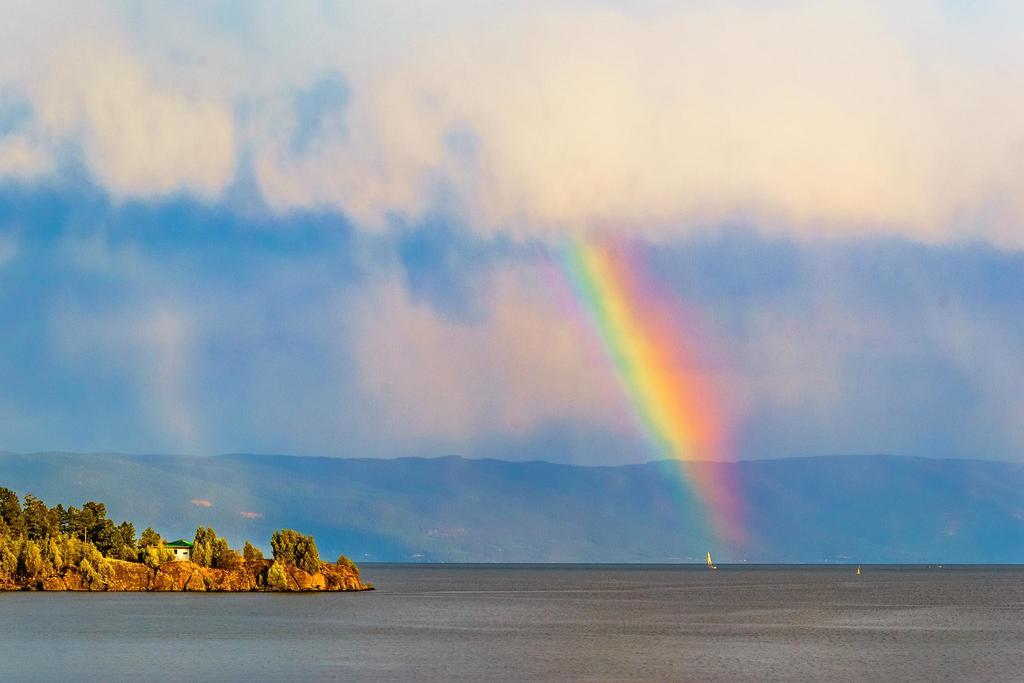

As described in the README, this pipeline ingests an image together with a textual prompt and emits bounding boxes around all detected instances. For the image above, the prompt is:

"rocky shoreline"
[0,557,371,592]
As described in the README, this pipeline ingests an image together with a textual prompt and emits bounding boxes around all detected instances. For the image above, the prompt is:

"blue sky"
[1,2,1024,463]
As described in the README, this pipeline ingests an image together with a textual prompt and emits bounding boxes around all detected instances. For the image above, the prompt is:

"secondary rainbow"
[560,238,744,543]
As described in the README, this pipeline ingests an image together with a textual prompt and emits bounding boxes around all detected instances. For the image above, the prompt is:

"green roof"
[166,539,194,548]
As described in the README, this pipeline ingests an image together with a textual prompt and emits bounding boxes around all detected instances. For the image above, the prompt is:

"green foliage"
[191,528,240,569]
[80,541,103,569]
[192,527,216,566]
[271,529,321,574]
[79,558,103,589]
[335,554,360,575]
[23,494,58,540]
[56,535,87,568]
[113,543,136,562]
[98,558,115,585]
[266,561,288,590]
[0,536,19,576]
[18,539,43,578]
[0,487,24,537]
[139,527,162,549]
[242,541,263,563]
[0,486,326,588]
[141,544,174,569]
[143,545,162,569]
[218,548,243,570]
[211,537,231,568]
[44,537,63,571]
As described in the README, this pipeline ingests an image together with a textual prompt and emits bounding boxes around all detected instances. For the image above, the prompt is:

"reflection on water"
[2,565,1023,681]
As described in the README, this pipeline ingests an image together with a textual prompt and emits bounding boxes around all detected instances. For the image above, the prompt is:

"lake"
[2,565,1023,681]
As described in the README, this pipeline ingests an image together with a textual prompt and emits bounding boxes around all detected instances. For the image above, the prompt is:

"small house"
[166,539,194,561]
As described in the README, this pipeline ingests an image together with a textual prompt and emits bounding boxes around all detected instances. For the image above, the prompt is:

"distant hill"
[1,452,1021,563]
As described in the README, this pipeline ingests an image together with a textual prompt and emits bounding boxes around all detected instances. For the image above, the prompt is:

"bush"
[266,561,288,590]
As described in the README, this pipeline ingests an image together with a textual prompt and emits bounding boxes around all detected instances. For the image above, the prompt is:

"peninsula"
[0,486,371,592]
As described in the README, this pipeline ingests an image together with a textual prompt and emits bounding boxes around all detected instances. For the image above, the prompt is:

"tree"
[76,501,107,543]
[0,537,18,576]
[142,544,173,569]
[336,554,359,575]
[217,549,242,570]
[139,527,162,549]
[192,527,217,567]
[211,537,231,568]
[22,494,56,540]
[271,529,321,574]
[92,518,119,555]
[18,539,43,578]
[45,537,64,572]
[0,487,23,537]
[266,561,288,590]
[79,558,102,589]
[243,541,263,563]
[114,521,137,557]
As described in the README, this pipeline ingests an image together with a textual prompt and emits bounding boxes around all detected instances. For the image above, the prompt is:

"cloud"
[248,2,1024,245]
[4,3,1024,244]
[191,499,213,508]
[239,511,262,519]
[34,43,236,199]
[0,4,235,197]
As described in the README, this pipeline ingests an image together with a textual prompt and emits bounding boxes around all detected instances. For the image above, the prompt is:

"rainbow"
[560,238,744,544]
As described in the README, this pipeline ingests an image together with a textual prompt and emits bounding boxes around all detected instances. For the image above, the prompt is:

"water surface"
[2,565,1022,681]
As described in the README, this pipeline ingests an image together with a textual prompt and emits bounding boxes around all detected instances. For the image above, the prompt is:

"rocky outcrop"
[1,558,372,592]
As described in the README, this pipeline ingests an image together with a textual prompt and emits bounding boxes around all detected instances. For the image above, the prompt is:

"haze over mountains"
[1,452,1021,564]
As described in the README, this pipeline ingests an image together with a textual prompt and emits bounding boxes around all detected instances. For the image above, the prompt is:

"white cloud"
[32,43,236,199]
[248,2,1024,246]
[4,1,1024,242]
[0,3,236,198]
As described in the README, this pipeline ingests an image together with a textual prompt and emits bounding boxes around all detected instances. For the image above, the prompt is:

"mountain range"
[1,452,1021,563]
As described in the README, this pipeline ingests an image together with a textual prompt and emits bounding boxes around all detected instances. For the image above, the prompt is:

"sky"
[2,1,1024,464]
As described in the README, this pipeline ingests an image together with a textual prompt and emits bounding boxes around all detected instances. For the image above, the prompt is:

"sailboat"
[706,551,717,570]
[856,565,861,576]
